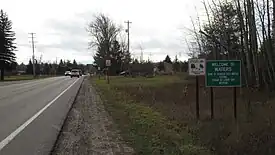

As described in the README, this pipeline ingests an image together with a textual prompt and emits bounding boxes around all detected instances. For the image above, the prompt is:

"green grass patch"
[92,76,212,155]
[93,75,275,155]
[107,74,189,88]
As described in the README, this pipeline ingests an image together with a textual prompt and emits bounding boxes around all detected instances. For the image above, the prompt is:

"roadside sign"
[98,67,101,70]
[206,60,241,87]
[106,60,111,67]
[188,58,205,119]
[188,59,206,76]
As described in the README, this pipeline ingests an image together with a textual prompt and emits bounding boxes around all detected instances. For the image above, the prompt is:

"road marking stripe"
[0,78,80,151]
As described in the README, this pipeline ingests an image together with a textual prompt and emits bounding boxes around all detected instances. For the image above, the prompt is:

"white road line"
[0,78,80,151]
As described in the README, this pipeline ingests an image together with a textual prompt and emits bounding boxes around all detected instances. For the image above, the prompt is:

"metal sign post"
[98,67,101,79]
[107,68,110,84]
[206,60,241,121]
[106,60,111,84]
[188,58,206,120]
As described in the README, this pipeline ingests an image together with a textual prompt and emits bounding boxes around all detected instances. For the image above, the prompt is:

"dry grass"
[93,74,275,155]
[92,74,212,155]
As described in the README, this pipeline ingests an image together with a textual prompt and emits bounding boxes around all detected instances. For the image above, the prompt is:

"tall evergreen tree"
[0,9,16,80]
[120,39,131,71]
[87,14,123,74]
[17,62,26,72]
[110,40,123,74]
[173,55,180,72]
[164,55,172,64]
[72,59,78,68]
[93,42,107,69]
[157,61,164,71]
[66,60,72,70]
[34,59,40,75]
[6,61,17,72]
[133,59,139,64]
[26,59,33,74]
[44,63,50,75]
[57,59,64,74]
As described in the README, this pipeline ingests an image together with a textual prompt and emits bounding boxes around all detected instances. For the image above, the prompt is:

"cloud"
[14,17,93,64]
[3,0,207,64]
[42,17,89,50]
[133,38,183,50]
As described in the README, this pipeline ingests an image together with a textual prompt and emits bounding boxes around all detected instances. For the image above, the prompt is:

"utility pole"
[29,33,36,77]
[139,44,143,63]
[39,54,43,76]
[55,57,58,76]
[125,20,132,54]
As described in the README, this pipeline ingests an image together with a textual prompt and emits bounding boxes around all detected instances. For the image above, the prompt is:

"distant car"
[71,69,80,78]
[65,71,71,76]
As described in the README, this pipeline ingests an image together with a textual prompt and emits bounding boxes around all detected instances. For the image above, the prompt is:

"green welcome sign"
[206,60,241,87]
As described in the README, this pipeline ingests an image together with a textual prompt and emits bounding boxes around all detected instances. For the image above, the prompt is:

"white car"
[65,71,71,76]
[70,69,80,78]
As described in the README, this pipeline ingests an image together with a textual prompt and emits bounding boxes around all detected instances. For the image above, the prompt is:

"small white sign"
[188,58,206,76]
[106,60,111,67]
[98,67,101,70]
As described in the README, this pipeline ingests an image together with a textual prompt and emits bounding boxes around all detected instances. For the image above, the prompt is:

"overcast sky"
[2,0,206,64]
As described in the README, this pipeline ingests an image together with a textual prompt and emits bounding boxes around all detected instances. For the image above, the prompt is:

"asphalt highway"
[0,76,83,155]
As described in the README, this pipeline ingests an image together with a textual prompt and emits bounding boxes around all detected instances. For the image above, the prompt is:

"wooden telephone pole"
[29,33,36,77]
[125,20,132,54]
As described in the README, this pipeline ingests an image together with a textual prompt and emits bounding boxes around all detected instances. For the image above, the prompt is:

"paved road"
[0,79,37,86]
[0,76,83,155]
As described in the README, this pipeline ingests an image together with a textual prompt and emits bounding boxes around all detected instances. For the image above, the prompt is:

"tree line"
[157,55,188,72]
[189,0,275,91]
[0,9,190,80]
[17,59,88,75]
[127,55,188,75]
[87,14,133,75]
[0,9,16,80]
[87,14,188,75]
[0,9,91,78]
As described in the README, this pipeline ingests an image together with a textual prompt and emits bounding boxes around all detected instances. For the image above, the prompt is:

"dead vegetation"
[94,75,212,155]
[97,74,275,155]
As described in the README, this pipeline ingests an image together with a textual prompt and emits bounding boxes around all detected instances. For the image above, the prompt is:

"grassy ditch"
[92,75,211,155]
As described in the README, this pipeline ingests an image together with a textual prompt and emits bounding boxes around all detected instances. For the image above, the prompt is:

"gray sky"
[2,0,206,64]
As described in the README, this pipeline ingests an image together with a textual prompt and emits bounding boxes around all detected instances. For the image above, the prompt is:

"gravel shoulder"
[51,77,134,155]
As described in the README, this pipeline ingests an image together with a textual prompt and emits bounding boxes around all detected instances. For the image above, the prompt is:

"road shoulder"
[52,77,134,155]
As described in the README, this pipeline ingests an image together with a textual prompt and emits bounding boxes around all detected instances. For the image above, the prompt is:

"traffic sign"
[106,60,111,67]
[188,59,206,76]
[206,60,241,87]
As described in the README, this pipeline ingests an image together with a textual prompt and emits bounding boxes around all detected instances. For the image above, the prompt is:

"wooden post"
[196,76,200,119]
[233,87,237,120]
[210,87,214,119]
[107,67,110,84]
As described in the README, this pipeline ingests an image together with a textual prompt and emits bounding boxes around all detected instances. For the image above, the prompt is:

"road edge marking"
[0,78,80,151]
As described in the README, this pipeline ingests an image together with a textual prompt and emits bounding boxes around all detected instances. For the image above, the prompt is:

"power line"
[124,20,132,55]
[29,33,36,77]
